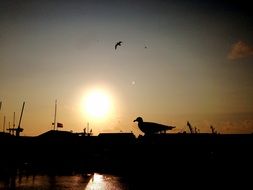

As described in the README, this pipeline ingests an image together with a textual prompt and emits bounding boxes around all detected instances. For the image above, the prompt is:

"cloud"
[227,41,253,60]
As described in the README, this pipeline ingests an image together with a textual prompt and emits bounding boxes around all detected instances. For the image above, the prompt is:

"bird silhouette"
[115,41,122,50]
[134,117,175,135]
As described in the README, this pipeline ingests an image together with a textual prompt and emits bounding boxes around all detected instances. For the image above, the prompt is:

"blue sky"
[1,0,253,135]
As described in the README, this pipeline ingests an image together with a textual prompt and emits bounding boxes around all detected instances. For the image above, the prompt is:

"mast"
[0,102,2,132]
[87,122,89,135]
[16,101,25,137]
[2,115,5,132]
[13,112,15,135]
[8,122,10,133]
[54,100,57,130]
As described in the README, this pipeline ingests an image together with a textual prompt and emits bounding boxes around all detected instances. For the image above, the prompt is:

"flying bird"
[115,41,122,50]
[134,117,175,135]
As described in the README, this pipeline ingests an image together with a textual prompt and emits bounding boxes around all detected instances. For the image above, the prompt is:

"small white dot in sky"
[131,81,136,85]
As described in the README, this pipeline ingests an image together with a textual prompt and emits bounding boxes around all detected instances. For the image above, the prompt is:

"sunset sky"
[1,0,253,136]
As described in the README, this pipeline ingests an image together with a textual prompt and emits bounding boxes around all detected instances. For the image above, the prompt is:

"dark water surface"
[0,173,131,190]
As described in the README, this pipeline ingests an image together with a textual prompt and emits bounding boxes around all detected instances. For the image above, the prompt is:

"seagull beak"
[133,119,137,122]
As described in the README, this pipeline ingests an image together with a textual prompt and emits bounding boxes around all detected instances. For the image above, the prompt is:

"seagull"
[115,41,122,50]
[134,117,175,135]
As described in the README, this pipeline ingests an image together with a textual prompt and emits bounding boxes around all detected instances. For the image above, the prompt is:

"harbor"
[1,101,253,188]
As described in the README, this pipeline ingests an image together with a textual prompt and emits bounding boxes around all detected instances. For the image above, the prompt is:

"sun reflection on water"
[85,173,128,190]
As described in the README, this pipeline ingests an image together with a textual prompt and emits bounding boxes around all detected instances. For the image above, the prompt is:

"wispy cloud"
[227,41,253,60]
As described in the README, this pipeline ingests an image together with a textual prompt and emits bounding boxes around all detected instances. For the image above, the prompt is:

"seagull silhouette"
[115,41,122,50]
[134,117,175,135]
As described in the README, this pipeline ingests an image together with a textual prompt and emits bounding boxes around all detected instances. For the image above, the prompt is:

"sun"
[84,89,111,120]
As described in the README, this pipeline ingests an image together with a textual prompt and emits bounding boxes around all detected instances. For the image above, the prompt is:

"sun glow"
[83,89,112,120]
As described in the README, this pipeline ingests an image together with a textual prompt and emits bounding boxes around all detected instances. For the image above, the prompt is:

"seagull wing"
[145,122,175,133]
[115,41,122,50]
[115,43,118,50]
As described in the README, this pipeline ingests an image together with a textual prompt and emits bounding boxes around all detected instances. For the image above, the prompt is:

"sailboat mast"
[8,122,10,133]
[0,102,2,132]
[54,100,57,130]
[13,112,15,135]
[2,115,5,132]
[18,102,25,129]
[16,102,25,137]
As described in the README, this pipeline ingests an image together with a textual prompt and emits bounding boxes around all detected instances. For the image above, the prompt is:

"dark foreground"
[0,131,253,188]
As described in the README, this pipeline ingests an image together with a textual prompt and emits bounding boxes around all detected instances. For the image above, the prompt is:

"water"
[0,169,241,189]
[0,173,130,190]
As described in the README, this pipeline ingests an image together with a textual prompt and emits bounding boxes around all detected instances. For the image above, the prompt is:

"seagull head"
[133,117,143,123]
